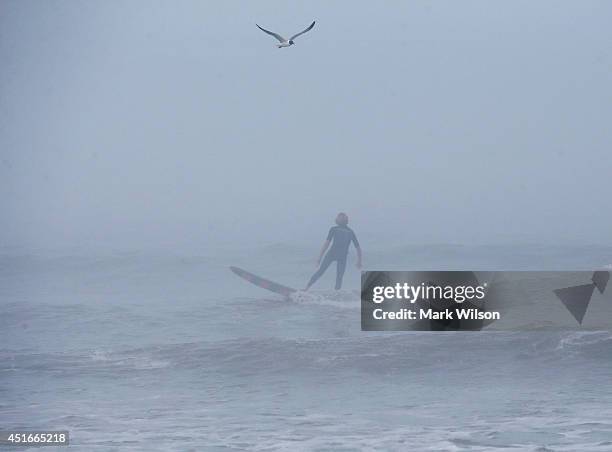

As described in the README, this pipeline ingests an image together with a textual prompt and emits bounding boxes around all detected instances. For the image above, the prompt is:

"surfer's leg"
[305,254,334,290]
[335,257,347,290]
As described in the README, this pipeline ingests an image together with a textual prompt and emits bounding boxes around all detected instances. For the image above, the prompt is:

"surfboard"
[229,266,297,298]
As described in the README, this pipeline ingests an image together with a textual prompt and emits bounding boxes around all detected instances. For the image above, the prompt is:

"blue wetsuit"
[307,225,360,290]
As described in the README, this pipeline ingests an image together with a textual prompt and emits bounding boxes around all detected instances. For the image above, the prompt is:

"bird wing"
[289,21,315,41]
[256,24,286,42]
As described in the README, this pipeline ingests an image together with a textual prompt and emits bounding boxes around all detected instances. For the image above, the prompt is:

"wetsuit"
[307,225,360,290]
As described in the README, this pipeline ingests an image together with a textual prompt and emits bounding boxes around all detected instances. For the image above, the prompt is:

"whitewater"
[2,244,612,451]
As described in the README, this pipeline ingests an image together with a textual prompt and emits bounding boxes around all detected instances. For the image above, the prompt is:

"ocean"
[2,244,612,451]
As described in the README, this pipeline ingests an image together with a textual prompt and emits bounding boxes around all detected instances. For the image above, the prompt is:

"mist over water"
[2,1,612,451]
[2,0,612,253]
[2,246,612,450]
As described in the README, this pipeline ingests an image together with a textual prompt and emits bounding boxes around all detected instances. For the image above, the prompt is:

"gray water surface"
[2,245,612,451]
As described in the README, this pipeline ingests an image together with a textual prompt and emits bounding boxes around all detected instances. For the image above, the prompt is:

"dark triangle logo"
[553,283,595,325]
[592,271,610,294]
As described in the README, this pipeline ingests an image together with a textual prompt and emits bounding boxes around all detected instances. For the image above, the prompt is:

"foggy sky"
[2,0,611,252]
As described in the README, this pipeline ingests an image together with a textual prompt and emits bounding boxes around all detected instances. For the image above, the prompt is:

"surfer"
[305,213,362,290]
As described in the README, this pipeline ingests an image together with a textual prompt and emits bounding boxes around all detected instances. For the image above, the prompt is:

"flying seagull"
[256,21,316,48]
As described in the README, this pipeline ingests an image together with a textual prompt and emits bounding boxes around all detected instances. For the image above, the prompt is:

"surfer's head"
[335,212,349,226]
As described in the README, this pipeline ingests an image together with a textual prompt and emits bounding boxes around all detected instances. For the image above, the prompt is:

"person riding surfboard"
[305,213,362,291]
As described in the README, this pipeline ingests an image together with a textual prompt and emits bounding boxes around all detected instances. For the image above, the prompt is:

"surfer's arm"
[352,231,362,268]
[355,245,362,269]
[317,240,331,265]
[316,227,335,264]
